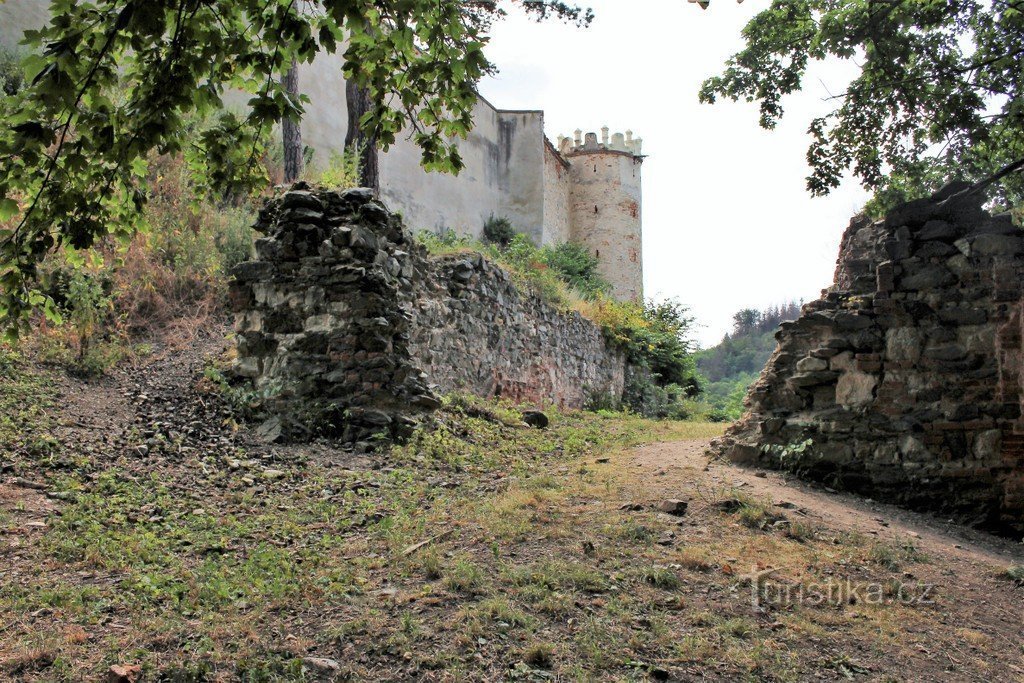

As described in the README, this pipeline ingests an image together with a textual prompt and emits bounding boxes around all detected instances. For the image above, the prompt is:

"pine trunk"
[345,80,379,192]
[282,60,303,184]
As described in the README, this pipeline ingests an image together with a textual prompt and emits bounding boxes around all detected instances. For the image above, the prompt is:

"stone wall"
[408,254,626,408]
[229,187,629,445]
[712,186,1024,535]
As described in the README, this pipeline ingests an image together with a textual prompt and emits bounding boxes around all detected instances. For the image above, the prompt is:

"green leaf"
[0,198,18,221]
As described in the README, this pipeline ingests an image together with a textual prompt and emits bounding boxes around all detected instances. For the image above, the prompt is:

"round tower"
[563,128,644,302]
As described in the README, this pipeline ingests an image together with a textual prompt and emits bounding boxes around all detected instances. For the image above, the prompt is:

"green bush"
[482,214,516,247]
[542,242,610,298]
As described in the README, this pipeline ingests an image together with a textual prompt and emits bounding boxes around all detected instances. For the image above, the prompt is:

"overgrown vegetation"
[420,224,700,418]
[694,303,801,421]
[29,152,256,375]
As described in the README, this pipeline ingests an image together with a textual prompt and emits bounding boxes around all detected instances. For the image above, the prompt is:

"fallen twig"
[402,529,454,557]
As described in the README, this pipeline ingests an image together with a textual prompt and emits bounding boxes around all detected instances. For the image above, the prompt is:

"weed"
[641,566,681,590]
[521,642,554,669]
[677,547,714,572]
[1001,565,1024,584]
[444,556,487,595]
[717,616,755,639]
[418,549,443,580]
[868,540,926,571]
[785,520,818,542]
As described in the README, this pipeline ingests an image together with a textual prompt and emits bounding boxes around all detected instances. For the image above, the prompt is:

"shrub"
[583,298,699,385]
[482,214,516,247]
[542,241,610,298]
[313,148,362,190]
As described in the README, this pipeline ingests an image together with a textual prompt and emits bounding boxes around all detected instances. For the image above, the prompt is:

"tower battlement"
[556,127,643,157]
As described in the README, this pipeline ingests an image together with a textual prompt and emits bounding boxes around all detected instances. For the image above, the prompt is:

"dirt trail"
[620,439,1024,683]
[629,440,1024,568]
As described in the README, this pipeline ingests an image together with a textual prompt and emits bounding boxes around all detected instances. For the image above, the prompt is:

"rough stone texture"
[229,187,629,444]
[712,188,1024,536]
[409,254,626,408]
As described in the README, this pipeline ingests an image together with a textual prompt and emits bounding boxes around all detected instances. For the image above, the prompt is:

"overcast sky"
[477,0,871,347]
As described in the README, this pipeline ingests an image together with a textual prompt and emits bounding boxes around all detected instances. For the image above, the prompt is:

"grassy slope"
[1,353,1021,682]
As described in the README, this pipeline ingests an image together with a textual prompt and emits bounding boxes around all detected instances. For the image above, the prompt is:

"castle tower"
[562,127,644,301]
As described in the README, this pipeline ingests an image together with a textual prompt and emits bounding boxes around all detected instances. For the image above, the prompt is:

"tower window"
[594,205,598,214]
[596,249,600,258]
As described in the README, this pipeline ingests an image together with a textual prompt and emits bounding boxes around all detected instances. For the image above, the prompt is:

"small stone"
[262,469,286,481]
[522,410,550,429]
[302,657,342,681]
[656,499,688,516]
[107,664,142,683]
[452,260,475,281]
[256,416,283,444]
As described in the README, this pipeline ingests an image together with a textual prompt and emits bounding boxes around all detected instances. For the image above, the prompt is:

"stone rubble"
[711,185,1024,535]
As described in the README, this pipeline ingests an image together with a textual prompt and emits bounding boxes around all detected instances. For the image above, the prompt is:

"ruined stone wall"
[408,253,626,408]
[229,187,629,444]
[713,186,1024,535]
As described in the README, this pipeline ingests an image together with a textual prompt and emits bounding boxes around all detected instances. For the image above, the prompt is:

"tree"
[281,59,303,184]
[699,0,1024,213]
[0,0,592,336]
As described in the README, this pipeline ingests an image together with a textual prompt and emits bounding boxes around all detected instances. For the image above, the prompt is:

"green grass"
[868,540,927,571]
[0,346,61,473]
[1,384,719,680]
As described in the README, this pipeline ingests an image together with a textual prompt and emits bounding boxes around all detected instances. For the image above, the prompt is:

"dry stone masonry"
[713,185,1024,536]
[229,186,630,446]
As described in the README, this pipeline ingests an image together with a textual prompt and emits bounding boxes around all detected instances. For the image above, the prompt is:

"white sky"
[477,0,871,347]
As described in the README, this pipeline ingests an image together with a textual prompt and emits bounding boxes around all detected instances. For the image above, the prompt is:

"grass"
[1,365,1018,681]
[1001,565,1024,583]
[867,539,927,571]
[0,346,62,475]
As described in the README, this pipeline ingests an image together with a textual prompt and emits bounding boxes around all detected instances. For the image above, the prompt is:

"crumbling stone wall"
[229,187,628,445]
[409,253,626,407]
[712,186,1024,535]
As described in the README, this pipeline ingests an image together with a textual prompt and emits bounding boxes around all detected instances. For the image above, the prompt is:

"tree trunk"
[345,79,379,192]
[282,60,303,184]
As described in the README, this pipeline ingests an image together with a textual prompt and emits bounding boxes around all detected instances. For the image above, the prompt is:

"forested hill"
[695,303,802,420]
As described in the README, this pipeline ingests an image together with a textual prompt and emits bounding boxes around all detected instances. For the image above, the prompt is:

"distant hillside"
[695,303,801,421]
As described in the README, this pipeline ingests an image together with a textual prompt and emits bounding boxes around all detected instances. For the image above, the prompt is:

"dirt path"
[620,439,1024,681]
[632,439,1024,567]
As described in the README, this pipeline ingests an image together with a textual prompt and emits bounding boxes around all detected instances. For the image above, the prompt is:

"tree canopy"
[0,0,591,336]
[700,0,1024,213]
